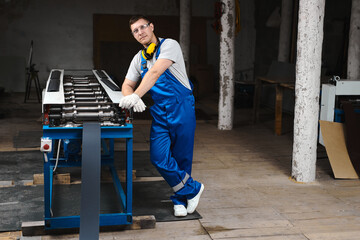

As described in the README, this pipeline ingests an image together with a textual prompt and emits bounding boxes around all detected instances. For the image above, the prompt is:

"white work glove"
[133,99,146,112]
[119,93,140,109]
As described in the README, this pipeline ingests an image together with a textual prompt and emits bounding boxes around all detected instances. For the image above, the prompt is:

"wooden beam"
[22,216,156,236]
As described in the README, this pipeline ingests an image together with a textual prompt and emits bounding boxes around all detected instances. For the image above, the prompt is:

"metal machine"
[40,69,133,230]
[319,77,360,145]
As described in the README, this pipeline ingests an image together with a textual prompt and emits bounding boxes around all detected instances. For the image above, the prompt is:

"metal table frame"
[42,124,133,230]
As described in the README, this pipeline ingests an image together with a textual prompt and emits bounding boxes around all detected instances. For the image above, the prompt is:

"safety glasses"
[132,22,151,35]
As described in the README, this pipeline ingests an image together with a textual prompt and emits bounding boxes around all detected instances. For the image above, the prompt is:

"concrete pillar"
[278,0,293,62]
[292,0,325,182]
[218,0,235,130]
[180,0,191,75]
[347,0,360,80]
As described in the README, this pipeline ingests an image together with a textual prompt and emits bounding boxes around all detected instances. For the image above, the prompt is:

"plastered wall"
[0,0,256,93]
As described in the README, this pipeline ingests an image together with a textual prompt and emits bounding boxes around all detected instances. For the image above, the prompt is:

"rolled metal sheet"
[79,122,101,240]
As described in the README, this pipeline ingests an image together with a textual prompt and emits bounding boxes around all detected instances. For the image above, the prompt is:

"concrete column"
[278,0,293,62]
[180,0,191,75]
[347,0,360,80]
[218,0,235,130]
[292,0,325,182]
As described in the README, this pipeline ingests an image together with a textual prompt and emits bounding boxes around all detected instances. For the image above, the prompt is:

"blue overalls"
[140,39,201,206]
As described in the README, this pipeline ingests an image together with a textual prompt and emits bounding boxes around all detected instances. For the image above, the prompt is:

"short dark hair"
[129,15,152,29]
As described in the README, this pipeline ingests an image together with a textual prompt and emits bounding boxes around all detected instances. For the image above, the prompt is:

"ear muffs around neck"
[141,42,157,60]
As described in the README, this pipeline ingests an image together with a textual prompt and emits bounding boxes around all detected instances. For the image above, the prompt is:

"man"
[119,15,204,217]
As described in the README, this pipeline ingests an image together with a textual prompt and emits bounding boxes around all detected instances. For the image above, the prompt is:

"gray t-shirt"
[125,38,191,90]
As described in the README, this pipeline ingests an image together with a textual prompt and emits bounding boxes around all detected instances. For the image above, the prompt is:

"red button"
[43,144,49,150]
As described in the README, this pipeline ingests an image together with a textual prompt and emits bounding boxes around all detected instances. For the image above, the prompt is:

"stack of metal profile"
[42,69,130,127]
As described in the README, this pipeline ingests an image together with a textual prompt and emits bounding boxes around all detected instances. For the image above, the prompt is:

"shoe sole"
[174,205,187,217]
[174,213,187,217]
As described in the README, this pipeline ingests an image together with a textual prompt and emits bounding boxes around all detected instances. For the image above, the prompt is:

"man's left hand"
[133,99,146,112]
[119,93,140,109]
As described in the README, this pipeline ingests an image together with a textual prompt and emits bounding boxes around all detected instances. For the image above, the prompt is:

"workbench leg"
[44,157,53,226]
[252,78,262,123]
[109,138,114,159]
[275,85,283,136]
[101,139,109,155]
[109,164,126,209]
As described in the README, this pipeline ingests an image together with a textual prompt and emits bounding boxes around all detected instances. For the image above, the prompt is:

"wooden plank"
[127,215,156,230]
[33,170,136,185]
[134,176,164,182]
[101,169,137,182]
[21,221,45,237]
[252,77,263,123]
[54,173,71,184]
[258,76,279,84]
[0,231,22,240]
[33,173,71,185]
[280,82,295,90]
[275,84,284,136]
[33,173,43,184]
[22,180,34,186]
[21,215,156,236]
[0,180,14,188]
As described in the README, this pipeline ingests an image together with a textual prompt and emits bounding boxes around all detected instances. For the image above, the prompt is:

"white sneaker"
[187,184,204,214]
[174,205,187,217]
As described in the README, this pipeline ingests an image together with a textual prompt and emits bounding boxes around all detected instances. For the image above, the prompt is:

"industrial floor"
[1,93,360,240]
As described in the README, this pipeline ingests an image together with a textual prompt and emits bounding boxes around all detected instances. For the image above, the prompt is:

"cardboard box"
[319,120,359,179]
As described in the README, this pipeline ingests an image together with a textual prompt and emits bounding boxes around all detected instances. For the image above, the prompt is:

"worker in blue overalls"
[119,15,204,217]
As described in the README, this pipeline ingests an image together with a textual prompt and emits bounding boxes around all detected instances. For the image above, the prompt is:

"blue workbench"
[42,124,133,229]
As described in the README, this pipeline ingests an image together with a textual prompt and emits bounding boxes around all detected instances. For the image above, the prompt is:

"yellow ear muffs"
[142,42,157,60]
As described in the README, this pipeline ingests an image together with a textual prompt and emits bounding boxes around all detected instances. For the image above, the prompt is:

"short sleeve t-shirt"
[125,38,191,90]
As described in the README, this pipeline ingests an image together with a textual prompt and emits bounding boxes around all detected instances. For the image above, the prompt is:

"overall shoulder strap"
[155,38,166,60]
[140,53,147,71]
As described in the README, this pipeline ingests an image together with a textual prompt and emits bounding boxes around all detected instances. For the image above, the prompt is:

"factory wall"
[254,0,352,113]
[0,0,179,92]
[0,0,256,97]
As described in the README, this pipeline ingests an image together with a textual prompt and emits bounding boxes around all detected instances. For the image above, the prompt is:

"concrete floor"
[1,93,360,240]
